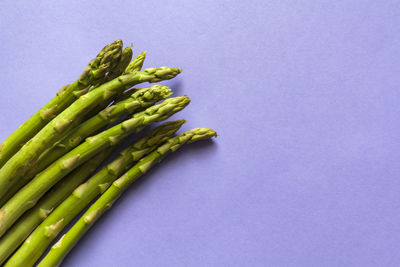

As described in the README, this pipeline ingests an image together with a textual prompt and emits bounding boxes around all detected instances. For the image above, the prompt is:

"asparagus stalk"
[0,120,184,265]
[0,96,190,237]
[53,46,137,145]
[92,46,134,87]
[0,49,145,207]
[0,148,114,265]
[113,87,138,103]
[0,85,171,207]
[36,85,172,173]
[36,128,217,267]
[124,51,146,75]
[112,46,135,77]
[42,48,144,158]
[89,48,145,90]
[87,48,142,109]
[0,40,123,168]
[0,66,182,200]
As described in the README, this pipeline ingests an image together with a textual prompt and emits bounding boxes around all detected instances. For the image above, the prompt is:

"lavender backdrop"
[1,1,400,266]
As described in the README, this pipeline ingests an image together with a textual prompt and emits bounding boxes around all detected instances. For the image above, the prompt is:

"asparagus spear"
[0,66,182,199]
[56,46,137,142]
[93,46,134,87]
[44,48,145,159]
[0,85,171,207]
[0,120,184,265]
[89,48,145,89]
[87,48,147,123]
[36,85,172,173]
[36,128,217,267]
[0,49,146,207]
[0,40,123,168]
[0,148,113,265]
[124,51,146,75]
[0,96,190,237]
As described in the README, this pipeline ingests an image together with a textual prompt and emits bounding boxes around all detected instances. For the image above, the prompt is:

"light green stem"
[0,48,148,207]
[0,66,182,202]
[36,128,217,267]
[0,147,114,265]
[36,85,171,173]
[5,121,186,267]
[0,40,123,169]
[0,96,189,238]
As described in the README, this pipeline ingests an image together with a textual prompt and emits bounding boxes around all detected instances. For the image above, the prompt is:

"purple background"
[1,1,400,266]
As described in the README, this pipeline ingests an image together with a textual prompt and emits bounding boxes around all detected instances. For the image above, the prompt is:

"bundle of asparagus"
[0,40,217,266]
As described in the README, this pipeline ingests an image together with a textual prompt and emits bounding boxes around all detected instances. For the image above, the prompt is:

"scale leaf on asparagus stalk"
[0,120,185,265]
[0,96,190,237]
[0,40,123,168]
[0,65,182,201]
[35,128,217,267]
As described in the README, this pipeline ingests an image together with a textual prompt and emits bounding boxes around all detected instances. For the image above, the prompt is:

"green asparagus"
[93,46,134,87]
[5,120,186,266]
[36,128,217,267]
[36,85,172,173]
[0,147,114,265]
[34,83,164,178]
[0,96,190,237]
[0,48,146,207]
[0,66,182,200]
[0,40,123,168]
[0,39,216,267]
[124,51,146,74]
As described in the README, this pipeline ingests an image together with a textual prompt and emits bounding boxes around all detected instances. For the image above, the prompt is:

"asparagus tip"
[188,128,218,143]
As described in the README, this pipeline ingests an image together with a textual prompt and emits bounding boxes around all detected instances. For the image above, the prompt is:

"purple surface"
[1,1,400,266]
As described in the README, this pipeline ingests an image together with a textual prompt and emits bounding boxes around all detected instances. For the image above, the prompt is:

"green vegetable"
[0,85,171,207]
[90,48,146,89]
[0,40,123,169]
[5,120,186,267]
[124,51,146,75]
[0,39,216,266]
[0,96,190,237]
[0,48,144,207]
[0,147,114,265]
[0,66,182,202]
[92,46,134,87]
[36,128,217,267]
[37,85,171,172]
